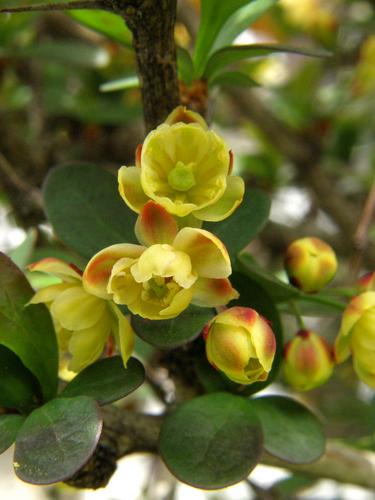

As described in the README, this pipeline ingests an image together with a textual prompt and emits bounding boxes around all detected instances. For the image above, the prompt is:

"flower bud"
[335,292,375,388]
[284,237,337,293]
[283,330,334,391]
[204,307,276,385]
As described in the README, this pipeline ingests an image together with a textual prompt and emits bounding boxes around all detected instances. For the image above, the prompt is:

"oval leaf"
[0,345,40,413]
[205,187,270,258]
[159,392,263,489]
[14,396,102,485]
[0,253,58,402]
[131,306,214,349]
[251,395,325,464]
[0,415,25,454]
[60,356,145,405]
[43,163,138,258]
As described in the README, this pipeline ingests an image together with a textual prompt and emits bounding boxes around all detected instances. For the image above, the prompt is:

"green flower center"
[167,161,196,192]
[148,277,168,299]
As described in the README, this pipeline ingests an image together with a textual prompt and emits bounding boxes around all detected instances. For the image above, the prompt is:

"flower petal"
[159,287,193,318]
[50,286,106,331]
[131,244,197,289]
[67,312,111,372]
[338,292,375,338]
[192,277,239,307]
[27,257,82,283]
[135,201,178,246]
[111,305,135,367]
[83,243,145,299]
[353,358,375,389]
[193,176,245,222]
[164,106,208,128]
[118,165,149,213]
[28,283,72,305]
[173,228,231,278]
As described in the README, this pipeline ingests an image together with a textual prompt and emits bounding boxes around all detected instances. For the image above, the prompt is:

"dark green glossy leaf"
[208,70,259,88]
[0,415,25,455]
[68,9,132,47]
[0,345,40,413]
[177,47,194,86]
[43,163,138,259]
[237,252,299,302]
[159,392,263,489]
[205,43,330,79]
[212,0,278,51]
[251,395,325,463]
[194,0,253,76]
[229,273,283,395]
[60,356,145,405]
[0,253,58,402]
[132,306,214,349]
[14,396,102,485]
[205,187,270,258]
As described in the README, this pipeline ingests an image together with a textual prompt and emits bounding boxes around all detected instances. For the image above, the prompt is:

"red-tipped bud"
[283,330,334,391]
[284,237,337,293]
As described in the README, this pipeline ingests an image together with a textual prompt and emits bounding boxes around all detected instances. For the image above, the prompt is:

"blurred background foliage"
[1,0,375,497]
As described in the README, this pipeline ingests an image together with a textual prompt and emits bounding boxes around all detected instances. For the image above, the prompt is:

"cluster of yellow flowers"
[28,106,277,386]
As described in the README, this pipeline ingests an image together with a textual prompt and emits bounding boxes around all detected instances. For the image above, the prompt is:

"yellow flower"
[204,307,276,385]
[28,258,134,372]
[284,330,334,391]
[335,292,375,388]
[118,106,244,223]
[284,237,337,293]
[83,201,238,320]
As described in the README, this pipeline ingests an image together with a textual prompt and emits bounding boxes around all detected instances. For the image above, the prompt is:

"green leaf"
[60,356,145,405]
[0,253,58,402]
[43,163,138,259]
[0,415,25,455]
[0,345,40,413]
[194,0,254,76]
[237,252,299,302]
[251,395,325,464]
[132,306,214,349]
[68,9,132,47]
[159,392,263,489]
[9,228,37,269]
[177,47,194,86]
[229,273,283,395]
[205,43,331,79]
[14,396,102,485]
[208,70,259,88]
[212,0,278,51]
[205,187,270,258]
[100,75,139,93]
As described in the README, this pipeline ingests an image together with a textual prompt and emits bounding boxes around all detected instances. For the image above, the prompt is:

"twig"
[0,152,43,209]
[67,406,375,491]
[350,176,375,277]
[0,1,108,14]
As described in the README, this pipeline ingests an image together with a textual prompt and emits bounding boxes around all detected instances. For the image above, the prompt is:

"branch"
[0,1,108,14]
[263,441,375,490]
[120,0,180,131]
[67,406,375,491]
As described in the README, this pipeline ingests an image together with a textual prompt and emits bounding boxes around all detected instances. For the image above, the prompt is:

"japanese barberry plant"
[0,0,374,496]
